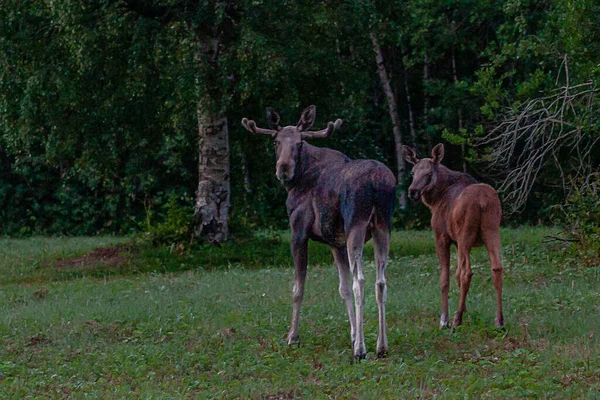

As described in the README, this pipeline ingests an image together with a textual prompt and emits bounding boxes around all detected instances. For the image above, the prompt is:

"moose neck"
[281,142,347,192]
[421,164,476,209]
[281,141,312,191]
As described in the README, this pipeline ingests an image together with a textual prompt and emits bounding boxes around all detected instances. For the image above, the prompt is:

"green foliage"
[561,177,600,256]
[140,197,195,247]
[0,0,598,235]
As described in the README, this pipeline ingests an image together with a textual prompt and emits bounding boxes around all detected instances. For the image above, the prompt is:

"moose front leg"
[373,227,390,358]
[453,243,473,327]
[287,237,308,345]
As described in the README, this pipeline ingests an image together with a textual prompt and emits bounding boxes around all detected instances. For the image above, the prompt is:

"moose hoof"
[376,338,388,358]
[439,314,450,330]
[452,313,463,328]
[495,315,505,329]
[287,333,300,346]
[376,349,388,359]
[353,342,367,361]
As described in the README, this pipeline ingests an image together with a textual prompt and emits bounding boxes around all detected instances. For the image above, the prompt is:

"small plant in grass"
[556,175,600,256]
[139,197,194,248]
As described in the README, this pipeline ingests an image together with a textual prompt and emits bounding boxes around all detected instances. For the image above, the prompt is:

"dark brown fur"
[242,106,396,359]
[404,144,504,329]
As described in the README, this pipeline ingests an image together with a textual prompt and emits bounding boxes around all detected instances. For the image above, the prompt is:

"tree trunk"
[120,0,233,243]
[240,148,252,194]
[370,32,407,209]
[194,102,230,243]
[403,65,417,146]
[451,49,466,172]
[423,53,432,152]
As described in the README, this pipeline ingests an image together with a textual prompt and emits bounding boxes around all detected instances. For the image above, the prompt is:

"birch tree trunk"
[423,53,432,151]
[403,65,417,146]
[117,0,233,243]
[452,49,466,172]
[194,102,230,243]
[240,149,252,194]
[370,32,407,209]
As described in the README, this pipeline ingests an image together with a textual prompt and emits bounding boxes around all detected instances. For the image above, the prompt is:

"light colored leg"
[373,228,390,357]
[287,238,308,345]
[333,247,356,346]
[347,225,367,360]
[436,239,451,329]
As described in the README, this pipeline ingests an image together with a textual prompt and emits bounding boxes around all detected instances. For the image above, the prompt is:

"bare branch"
[542,235,580,243]
[477,57,600,214]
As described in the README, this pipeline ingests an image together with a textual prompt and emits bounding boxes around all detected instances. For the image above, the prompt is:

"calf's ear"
[402,145,419,165]
[297,105,316,131]
[431,143,444,164]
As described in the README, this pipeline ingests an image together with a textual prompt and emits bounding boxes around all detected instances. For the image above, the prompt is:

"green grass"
[1,227,599,398]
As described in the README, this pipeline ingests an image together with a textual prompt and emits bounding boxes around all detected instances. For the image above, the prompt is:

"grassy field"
[0,227,599,398]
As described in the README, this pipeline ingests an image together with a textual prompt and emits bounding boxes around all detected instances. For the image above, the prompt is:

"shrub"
[561,175,600,256]
[141,197,195,247]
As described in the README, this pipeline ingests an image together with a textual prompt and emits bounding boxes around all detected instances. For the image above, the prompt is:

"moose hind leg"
[485,242,504,328]
[436,239,451,329]
[333,247,356,346]
[373,227,390,357]
[287,238,308,345]
[347,224,368,360]
[453,243,473,327]
[482,215,504,328]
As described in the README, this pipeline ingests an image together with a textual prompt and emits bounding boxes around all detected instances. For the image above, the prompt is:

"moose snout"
[276,162,295,182]
[408,188,421,201]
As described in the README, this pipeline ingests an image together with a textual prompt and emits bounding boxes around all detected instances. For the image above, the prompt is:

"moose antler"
[241,118,277,137]
[301,119,343,139]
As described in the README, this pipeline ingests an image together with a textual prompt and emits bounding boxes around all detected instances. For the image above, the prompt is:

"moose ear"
[266,107,280,130]
[297,105,316,131]
[402,145,419,165]
[431,143,444,164]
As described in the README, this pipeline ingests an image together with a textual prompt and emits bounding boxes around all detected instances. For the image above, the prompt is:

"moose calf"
[403,144,504,329]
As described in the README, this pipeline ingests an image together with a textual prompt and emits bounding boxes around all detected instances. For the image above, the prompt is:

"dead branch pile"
[478,58,599,213]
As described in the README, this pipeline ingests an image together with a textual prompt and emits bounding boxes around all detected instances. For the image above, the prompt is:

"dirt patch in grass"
[27,334,51,347]
[264,388,300,400]
[54,246,128,269]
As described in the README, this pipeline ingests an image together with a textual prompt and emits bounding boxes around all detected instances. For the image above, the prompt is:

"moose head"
[242,105,342,183]
[403,143,445,201]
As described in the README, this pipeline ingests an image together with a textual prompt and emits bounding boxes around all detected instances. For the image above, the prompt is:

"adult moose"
[241,106,396,359]
[403,144,504,329]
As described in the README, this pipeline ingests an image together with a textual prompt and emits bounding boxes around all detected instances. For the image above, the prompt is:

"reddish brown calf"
[403,144,504,329]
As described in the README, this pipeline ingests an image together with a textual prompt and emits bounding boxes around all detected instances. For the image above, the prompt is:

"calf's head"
[242,105,342,183]
[403,143,444,201]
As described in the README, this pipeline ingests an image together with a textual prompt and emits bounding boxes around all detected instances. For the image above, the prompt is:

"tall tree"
[121,0,237,243]
[371,32,408,209]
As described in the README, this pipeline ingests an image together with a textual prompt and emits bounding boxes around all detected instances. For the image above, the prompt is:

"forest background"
[1,0,598,244]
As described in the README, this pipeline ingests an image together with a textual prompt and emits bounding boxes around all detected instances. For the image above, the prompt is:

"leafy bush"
[140,197,195,247]
[560,175,600,256]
